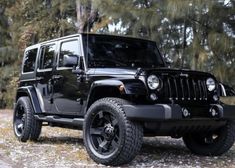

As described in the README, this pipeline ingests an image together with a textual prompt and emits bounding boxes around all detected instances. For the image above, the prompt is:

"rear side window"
[23,48,38,73]
[59,40,80,67]
[39,44,56,69]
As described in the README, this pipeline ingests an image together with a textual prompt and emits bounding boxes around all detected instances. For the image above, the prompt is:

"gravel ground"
[0,109,235,168]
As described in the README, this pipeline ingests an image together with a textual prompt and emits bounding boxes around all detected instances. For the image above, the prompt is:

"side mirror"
[63,55,79,67]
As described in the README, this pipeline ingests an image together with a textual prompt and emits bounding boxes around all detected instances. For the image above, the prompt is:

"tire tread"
[84,97,143,166]
[183,121,235,156]
[14,96,42,142]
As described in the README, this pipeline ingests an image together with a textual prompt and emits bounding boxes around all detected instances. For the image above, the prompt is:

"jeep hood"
[145,67,214,77]
[93,67,214,78]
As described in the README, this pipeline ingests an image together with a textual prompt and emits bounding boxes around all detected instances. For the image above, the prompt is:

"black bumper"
[123,104,235,121]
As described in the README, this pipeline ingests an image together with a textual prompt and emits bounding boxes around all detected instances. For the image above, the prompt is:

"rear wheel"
[83,98,143,166]
[13,97,42,142]
[183,121,235,155]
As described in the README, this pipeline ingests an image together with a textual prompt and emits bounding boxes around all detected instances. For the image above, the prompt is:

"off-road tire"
[13,97,42,142]
[83,98,143,166]
[183,120,235,156]
[29,114,42,141]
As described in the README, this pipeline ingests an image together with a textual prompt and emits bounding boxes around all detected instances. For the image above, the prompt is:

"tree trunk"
[192,18,200,70]
[193,52,199,70]
[181,20,187,68]
[76,0,85,33]
[76,0,99,33]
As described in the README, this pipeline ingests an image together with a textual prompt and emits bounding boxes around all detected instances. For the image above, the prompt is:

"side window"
[39,44,56,69]
[23,48,38,73]
[59,40,81,67]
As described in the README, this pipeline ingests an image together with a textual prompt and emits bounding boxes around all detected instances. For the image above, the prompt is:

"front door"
[36,43,56,112]
[52,38,83,116]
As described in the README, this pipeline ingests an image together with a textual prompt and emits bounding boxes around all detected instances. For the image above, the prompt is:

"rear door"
[51,37,83,116]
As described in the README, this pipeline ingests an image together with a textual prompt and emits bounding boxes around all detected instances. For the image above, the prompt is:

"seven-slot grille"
[161,74,208,101]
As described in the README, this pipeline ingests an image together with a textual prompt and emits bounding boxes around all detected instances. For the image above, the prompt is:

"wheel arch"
[85,79,147,111]
[15,86,42,113]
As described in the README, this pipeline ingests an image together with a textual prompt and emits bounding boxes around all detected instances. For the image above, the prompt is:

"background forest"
[0,0,234,108]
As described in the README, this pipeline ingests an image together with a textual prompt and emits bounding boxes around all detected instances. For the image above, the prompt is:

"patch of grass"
[0,143,7,149]
[221,97,235,105]
[75,149,90,162]
[0,127,12,138]
[151,153,162,160]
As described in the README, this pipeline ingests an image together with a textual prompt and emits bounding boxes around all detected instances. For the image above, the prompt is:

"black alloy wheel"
[14,104,26,138]
[88,110,120,157]
[13,97,42,142]
[84,98,143,166]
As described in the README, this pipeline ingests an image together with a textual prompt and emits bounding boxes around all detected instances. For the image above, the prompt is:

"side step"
[34,114,84,127]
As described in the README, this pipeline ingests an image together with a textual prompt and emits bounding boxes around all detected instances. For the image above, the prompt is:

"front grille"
[161,75,208,102]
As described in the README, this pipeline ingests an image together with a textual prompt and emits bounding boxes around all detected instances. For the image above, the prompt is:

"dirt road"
[0,109,235,168]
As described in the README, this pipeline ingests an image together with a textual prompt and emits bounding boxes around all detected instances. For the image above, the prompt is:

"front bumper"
[123,104,235,121]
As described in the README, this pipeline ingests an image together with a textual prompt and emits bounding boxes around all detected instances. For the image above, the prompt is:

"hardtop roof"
[25,33,155,51]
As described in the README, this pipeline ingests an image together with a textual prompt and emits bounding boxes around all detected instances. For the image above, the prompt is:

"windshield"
[83,35,165,68]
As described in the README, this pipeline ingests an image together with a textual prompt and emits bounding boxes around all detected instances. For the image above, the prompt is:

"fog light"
[182,108,190,117]
[150,93,157,101]
[213,95,219,101]
[209,107,218,117]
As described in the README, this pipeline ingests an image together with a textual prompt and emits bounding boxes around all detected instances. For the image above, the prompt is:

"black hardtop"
[24,33,156,50]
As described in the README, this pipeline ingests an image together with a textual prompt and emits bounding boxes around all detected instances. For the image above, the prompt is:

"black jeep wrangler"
[14,33,235,166]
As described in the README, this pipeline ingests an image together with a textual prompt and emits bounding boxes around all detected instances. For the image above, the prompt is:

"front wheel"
[83,98,143,166]
[183,121,235,156]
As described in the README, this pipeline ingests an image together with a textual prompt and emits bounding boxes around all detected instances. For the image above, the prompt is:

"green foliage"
[6,0,77,49]
[0,0,91,108]
[0,64,18,108]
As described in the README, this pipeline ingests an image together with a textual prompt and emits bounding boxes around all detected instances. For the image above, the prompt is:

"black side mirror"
[63,55,79,67]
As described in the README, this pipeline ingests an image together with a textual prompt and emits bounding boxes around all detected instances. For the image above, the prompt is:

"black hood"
[93,67,216,81]
[144,67,214,78]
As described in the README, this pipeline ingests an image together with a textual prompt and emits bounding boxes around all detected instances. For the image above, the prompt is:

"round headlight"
[147,75,160,90]
[206,78,216,91]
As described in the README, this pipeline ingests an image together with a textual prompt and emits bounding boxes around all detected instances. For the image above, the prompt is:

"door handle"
[36,77,44,81]
[52,75,63,80]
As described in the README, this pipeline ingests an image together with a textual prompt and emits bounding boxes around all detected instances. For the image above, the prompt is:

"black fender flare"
[15,86,43,113]
[85,78,147,110]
